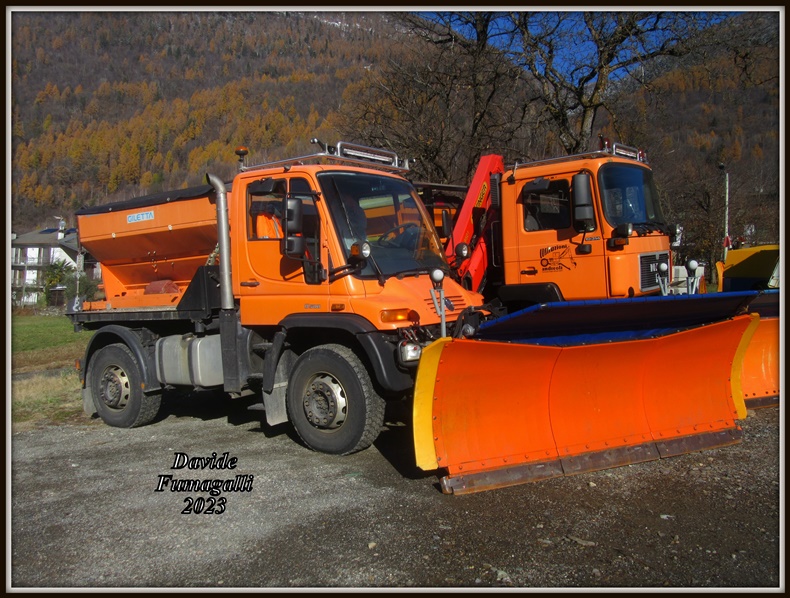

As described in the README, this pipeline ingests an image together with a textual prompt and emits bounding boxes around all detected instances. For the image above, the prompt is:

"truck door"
[515,177,607,301]
[236,176,329,325]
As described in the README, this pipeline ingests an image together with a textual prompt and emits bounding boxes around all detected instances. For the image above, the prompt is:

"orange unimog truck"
[427,138,679,309]
[69,140,483,455]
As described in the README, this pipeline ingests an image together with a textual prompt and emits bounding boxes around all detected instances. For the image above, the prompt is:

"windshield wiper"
[631,222,663,235]
[394,267,432,280]
[369,254,387,286]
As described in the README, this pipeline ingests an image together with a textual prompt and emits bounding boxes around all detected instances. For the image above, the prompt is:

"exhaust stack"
[206,173,234,311]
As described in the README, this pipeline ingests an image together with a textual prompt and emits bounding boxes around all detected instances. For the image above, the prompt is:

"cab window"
[521,180,571,232]
[289,177,323,285]
[247,179,286,240]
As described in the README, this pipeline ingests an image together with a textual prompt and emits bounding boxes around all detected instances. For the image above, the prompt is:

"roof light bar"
[611,143,640,160]
[337,142,398,166]
[600,136,648,163]
[240,138,411,174]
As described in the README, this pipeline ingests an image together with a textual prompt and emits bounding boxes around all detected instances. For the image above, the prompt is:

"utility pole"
[718,163,730,262]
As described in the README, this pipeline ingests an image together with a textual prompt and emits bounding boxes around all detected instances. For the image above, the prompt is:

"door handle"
[240,280,260,287]
[521,268,538,275]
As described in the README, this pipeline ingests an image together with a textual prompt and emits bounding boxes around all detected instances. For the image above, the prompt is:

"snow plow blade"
[738,290,780,408]
[414,313,758,495]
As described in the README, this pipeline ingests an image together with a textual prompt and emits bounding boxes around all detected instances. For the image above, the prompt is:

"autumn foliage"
[11,11,392,230]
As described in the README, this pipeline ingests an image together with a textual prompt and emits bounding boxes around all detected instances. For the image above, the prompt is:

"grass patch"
[11,369,91,432]
[10,313,92,428]
[11,314,90,373]
[12,313,87,353]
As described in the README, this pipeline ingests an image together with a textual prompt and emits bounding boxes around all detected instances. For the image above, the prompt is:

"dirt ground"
[9,392,783,590]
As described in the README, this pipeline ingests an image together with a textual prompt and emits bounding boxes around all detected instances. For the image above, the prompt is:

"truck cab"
[433,140,676,310]
[230,143,479,331]
[499,142,673,305]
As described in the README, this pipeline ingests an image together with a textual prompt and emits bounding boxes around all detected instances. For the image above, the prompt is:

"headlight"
[455,243,470,260]
[398,341,422,363]
[350,241,371,259]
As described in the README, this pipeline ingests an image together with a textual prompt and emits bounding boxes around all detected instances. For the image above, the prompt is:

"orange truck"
[69,140,483,455]
[408,140,776,493]
[419,138,678,309]
[418,139,777,410]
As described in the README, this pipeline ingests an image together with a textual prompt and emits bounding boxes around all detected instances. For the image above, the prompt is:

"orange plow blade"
[414,314,758,495]
[739,316,780,408]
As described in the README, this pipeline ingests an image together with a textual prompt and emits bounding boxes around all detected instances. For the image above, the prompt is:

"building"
[10,220,100,307]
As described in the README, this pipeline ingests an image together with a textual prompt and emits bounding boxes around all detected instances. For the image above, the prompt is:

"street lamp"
[718,163,730,262]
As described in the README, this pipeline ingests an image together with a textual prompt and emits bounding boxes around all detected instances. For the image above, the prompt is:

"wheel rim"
[302,373,348,430]
[99,365,131,411]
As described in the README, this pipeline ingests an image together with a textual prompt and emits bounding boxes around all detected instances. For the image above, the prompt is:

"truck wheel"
[88,343,161,428]
[286,344,385,455]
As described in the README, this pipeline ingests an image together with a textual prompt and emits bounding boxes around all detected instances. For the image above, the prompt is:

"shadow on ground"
[374,398,435,483]
[151,389,432,483]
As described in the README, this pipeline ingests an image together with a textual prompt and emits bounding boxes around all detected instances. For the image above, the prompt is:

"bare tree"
[333,13,539,183]
[355,12,722,161]
[509,12,725,153]
[607,11,780,272]
[335,11,727,181]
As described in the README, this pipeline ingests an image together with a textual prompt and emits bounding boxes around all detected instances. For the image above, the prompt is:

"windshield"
[318,171,448,278]
[599,164,665,229]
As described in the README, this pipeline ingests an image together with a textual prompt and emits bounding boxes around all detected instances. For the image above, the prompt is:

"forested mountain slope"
[11,11,394,229]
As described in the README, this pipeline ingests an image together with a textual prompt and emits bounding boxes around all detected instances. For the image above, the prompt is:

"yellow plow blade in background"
[740,315,780,408]
[737,291,780,409]
[414,314,759,495]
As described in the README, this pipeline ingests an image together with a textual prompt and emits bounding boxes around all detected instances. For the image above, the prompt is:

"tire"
[286,344,385,455]
[88,343,161,428]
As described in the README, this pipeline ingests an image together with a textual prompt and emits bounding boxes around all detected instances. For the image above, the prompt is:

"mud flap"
[413,314,758,495]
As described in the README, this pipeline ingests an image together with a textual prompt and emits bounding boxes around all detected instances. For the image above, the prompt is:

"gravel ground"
[9,392,783,590]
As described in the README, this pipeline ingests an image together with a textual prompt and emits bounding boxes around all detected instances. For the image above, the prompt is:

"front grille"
[639,252,670,292]
[424,293,468,316]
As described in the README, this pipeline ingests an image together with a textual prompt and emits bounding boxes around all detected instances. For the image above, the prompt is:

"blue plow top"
[476,290,767,347]
[746,288,780,318]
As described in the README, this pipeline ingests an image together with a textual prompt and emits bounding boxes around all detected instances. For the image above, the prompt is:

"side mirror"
[571,173,595,232]
[284,236,306,256]
[441,209,453,239]
[282,196,304,258]
[282,196,303,235]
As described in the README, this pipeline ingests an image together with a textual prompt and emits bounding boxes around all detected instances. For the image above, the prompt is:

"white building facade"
[10,222,86,307]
